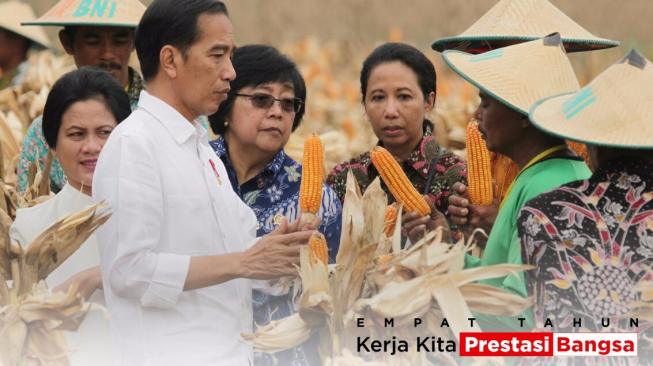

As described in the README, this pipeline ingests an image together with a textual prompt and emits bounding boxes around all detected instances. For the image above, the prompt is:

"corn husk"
[16,202,111,296]
[0,282,90,366]
[242,313,313,354]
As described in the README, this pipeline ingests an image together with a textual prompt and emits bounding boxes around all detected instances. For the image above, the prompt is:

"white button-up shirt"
[93,91,258,366]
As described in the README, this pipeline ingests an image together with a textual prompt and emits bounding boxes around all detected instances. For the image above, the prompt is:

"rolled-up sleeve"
[94,131,190,309]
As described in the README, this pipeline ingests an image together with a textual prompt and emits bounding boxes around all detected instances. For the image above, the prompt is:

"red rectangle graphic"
[460,332,554,357]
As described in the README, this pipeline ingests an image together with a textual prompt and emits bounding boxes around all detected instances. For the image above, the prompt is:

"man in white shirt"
[93,1,314,365]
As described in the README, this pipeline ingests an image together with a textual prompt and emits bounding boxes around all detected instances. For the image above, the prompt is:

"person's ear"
[424,91,436,113]
[159,45,181,79]
[58,30,74,55]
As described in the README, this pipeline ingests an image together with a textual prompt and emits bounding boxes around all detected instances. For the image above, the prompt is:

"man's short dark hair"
[42,67,131,149]
[209,45,307,135]
[135,0,229,81]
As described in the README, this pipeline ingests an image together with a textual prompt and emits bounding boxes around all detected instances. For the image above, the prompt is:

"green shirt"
[465,157,591,330]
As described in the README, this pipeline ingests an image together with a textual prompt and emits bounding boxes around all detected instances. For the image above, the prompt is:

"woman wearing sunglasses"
[208,45,341,366]
[327,43,467,244]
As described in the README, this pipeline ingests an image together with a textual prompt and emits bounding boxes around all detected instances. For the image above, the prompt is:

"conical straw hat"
[22,0,145,28]
[0,1,51,48]
[529,50,653,149]
[432,0,618,53]
[442,33,580,115]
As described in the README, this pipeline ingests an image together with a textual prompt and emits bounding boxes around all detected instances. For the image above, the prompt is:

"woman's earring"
[224,121,229,127]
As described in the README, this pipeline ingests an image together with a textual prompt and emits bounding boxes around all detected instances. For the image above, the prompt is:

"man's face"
[474,92,525,154]
[173,12,236,119]
[0,29,29,67]
[60,26,134,87]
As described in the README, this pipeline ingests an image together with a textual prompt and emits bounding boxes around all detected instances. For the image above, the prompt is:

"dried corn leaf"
[0,207,12,283]
[361,178,386,246]
[354,275,432,326]
[431,277,480,337]
[0,282,88,366]
[298,247,332,326]
[449,264,533,287]
[241,313,313,353]
[336,170,364,265]
[459,283,533,316]
[18,203,111,295]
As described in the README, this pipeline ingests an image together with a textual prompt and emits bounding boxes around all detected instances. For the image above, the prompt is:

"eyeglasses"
[235,93,303,113]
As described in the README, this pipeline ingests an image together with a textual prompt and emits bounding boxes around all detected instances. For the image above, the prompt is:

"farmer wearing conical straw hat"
[440,33,592,330]
[17,0,146,194]
[0,1,52,89]
[437,0,620,239]
[518,52,653,362]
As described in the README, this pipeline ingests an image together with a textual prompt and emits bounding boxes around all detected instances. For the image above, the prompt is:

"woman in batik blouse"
[517,50,653,365]
[326,43,466,243]
[208,45,341,366]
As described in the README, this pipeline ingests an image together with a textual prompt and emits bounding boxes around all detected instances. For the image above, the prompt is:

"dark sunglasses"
[235,93,303,113]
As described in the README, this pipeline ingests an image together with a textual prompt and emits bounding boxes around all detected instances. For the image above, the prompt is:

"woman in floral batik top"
[327,43,466,243]
[518,50,653,365]
[209,45,341,366]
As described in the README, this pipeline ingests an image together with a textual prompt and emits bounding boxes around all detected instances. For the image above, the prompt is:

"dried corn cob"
[491,152,519,203]
[299,133,324,213]
[370,147,430,216]
[308,232,328,265]
[466,122,493,205]
[383,203,398,237]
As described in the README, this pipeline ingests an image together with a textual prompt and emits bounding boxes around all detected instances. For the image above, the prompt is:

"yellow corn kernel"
[566,140,590,166]
[466,122,493,205]
[299,133,324,214]
[383,203,398,237]
[376,254,393,267]
[370,147,431,216]
[491,152,519,203]
[308,232,328,265]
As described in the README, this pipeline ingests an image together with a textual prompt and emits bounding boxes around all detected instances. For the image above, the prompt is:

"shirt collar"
[138,90,205,145]
[211,135,288,179]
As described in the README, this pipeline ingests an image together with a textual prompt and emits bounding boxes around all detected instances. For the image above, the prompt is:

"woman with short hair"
[209,44,342,366]
[10,66,130,366]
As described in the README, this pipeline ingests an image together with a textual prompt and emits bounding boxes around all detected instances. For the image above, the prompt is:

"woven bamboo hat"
[0,1,51,48]
[529,50,653,149]
[22,0,145,28]
[442,33,580,115]
[432,0,618,53]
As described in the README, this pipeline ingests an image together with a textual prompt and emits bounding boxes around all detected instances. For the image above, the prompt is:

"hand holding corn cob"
[239,218,315,280]
[401,198,450,245]
[447,182,497,244]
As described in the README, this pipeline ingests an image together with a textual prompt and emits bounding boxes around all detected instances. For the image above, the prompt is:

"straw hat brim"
[0,1,52,48]
[442,34,580,120]
[530,92,653,149]
[21,0,145,29]
[529,50,653,149]
[529,93,653,149]
[22,20,138,28]
[442,50,527,114]
[432,35,619,53]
